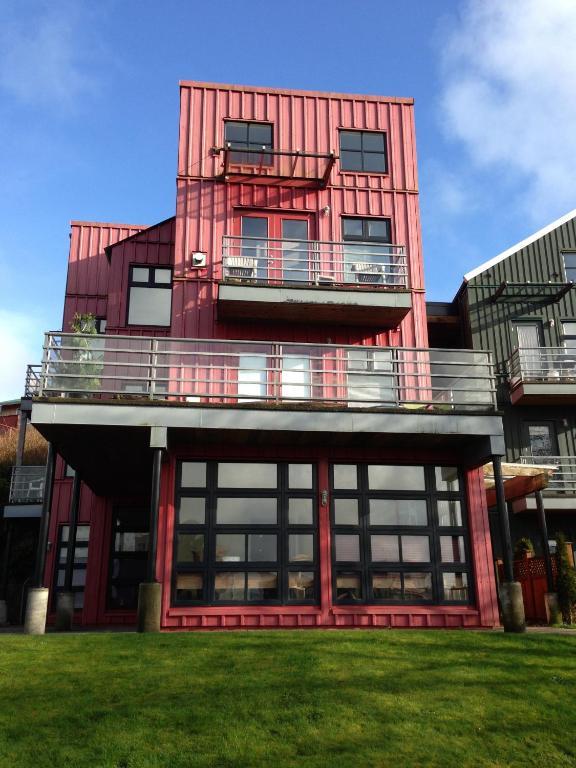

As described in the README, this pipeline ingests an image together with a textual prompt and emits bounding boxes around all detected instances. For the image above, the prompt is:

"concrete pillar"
[499,581,526,633]
[24,587,49,635]
[55,592,74,631]
[545,592,560,625]
[137,582,162,633]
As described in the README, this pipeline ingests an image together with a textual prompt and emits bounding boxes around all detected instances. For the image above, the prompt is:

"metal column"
[33,443,56,587]
[493,455,514,582]
[535,490,555,593]
[147,448,162,583]
[63,472,82,592]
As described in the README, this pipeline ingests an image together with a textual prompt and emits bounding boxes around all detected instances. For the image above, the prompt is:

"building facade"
[24,82,503,630]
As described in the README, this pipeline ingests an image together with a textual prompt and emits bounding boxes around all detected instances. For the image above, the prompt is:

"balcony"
[3,464,46,519]
[518,456,576,494]
[218,236,410,325]
[212,145,337,188]
[508,348,576,404]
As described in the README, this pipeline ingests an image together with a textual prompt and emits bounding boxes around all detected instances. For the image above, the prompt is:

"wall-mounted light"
[191,252,207,267]
[321,205,331,216]
[548,318,555,328]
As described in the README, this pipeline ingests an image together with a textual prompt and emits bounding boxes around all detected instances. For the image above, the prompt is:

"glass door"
[281,219,309,283]
[512,322,543,378]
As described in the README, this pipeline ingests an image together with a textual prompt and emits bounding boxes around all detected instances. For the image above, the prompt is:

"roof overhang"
[484,461,555,508]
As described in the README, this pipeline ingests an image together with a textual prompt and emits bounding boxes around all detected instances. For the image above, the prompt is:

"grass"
[0,630,575,768]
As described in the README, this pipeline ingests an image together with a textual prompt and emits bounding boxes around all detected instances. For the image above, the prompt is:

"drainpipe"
[55,472,81,631]
[535,489,559,623]
[493,455,525,632]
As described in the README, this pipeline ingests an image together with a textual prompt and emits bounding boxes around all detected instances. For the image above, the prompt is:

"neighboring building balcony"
[3,464,46,519]
[218,236,410,326]
[518,456,576,494]
[508,347,576,404]
[211,145,337,188]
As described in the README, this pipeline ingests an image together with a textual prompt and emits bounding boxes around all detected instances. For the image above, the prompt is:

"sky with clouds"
[1,0,575,400]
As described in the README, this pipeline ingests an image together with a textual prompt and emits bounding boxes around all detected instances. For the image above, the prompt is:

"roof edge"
[70,220,150,230]
[464,207,576,282]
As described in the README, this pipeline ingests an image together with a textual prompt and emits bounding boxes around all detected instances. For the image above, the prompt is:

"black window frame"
[172,461,319,607]
[562,251,576,283]
[126,265,173,327]
[107,507,149,610]
[52,524,90,610]
[342,216,392,244]
[339,130,388,174]
[330,464,472,606]
[224,120,274,166]
[561,319,576,348]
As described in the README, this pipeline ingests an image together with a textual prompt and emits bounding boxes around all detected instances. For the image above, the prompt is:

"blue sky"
[1,0,575,400]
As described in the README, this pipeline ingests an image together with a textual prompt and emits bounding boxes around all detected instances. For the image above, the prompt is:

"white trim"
[464,208,576,282]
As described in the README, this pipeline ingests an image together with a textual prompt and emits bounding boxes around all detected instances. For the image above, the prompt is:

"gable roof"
[464,208,576,282]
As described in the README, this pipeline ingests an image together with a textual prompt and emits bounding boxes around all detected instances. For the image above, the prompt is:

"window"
[95,317,107,333]
[127,266,172,326]
[562,252,576,282]
[53,525,90,609]
[562,322,576,349]
[173,461,318,605]
[342,217,394,285]
[342,218,391,244]
[224,121,273,165]
[108,508,149,609]
[339,131,388,173]
[524,423,557,457]
[331,464,471,604]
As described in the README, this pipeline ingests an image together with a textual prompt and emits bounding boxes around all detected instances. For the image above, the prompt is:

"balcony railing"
[9,465,45,503]
[221,236,408,289]
[213,145,337,187]
[26,333,496,411]
[518,456,576,493]
[509,347,576,385]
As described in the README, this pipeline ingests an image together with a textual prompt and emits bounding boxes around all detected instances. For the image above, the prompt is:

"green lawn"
[0,630,575,767]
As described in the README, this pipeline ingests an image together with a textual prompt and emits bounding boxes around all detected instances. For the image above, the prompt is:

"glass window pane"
[435,467,460,492]
[128,287,172,326]
[154,268,172,285]
[289,534,314,563]
[247,572,278,601]
[371,535,400,562]
[334,498,359,526]
[218,463,277,488]
[336,572,362,601]
[368,465,425,491]
[248,534,277,562]
[335,534,360,561]
[225,122,248,143]
[61,526,70,543]
[178,497,206,525]
[73,546,89,564]
[288,571,315,600]
[288,498,314,525]
[72,569,86,587]
[248,123,272,145]
[404,572,432,600]
[57,569,65,587]
[440,536,466,563]
[362,132,385,152]
[181,462,207,488]
[367,219,390,241]
[372,572,402,600]
[339,131,362,150]
[73,592,84,610]
[437,500,463,527]
[216,498,277,525]
[216,533,245,562]
[176,573,203,601]
[215,572,245,601]
[76,526,90,543]
[443,572,469,601]
[401,535,430,562]
[362,153,387,173]
[114,532,149,553]
[288,463,313,489]
[132,267,149,282]
[333,464,357,489]
[340,150,363,171]
[369,499,427,526]
[176,533,204,563]
[527,425,554,456]
[241,217,268,238]
[342,218,363,239]
[111,558,146,581]
[563,322,576,335]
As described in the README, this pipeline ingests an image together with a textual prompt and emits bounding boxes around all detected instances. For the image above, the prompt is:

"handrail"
[509,347,576,384]
[518,455,576,493]
[25,333,498,412]
[9,465,46,503]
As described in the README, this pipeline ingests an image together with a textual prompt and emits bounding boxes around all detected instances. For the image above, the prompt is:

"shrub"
[555,532,576,624]
[514,537,535,559]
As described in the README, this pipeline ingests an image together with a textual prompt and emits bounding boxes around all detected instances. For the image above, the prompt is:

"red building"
[25,82,503,630]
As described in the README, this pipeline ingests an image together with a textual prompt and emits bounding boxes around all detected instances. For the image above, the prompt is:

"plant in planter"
[514,537,535,560]
[51,313,103,395]
[555,532,576,624]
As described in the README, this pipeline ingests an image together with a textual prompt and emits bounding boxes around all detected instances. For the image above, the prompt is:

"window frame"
[52,524,91,610]
[107,507,150,611]
[172,461,319,607]
[338,129,389,175]
[126,265,173,327]
[224,120,274,167]
[330,464,472,606]
[342,216,392,244]
[562,251,576,283]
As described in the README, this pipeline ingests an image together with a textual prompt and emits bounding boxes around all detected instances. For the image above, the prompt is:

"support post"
[24,443,56,634]
[137,427,166,633]
[492,455,525,632]
[15,406,27,467]
[55,472,81,631]
[0,520,12,624]
[535,489,559,623]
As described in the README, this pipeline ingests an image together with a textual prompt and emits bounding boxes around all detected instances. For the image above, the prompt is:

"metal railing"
[9,465,45,503]
[221,236,408,289]
[213,145,337,186]
[26,333,497,411]
[509,347,576,385]
[518,456,576,493]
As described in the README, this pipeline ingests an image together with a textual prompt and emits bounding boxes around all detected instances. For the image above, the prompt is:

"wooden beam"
[486,472,550,508]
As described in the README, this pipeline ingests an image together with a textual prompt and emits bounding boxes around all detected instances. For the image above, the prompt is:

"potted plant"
[514,537,535,560]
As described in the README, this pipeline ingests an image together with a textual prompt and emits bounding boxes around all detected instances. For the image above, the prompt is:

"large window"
[339,131,388,173]
[173,461,318,605]
[224,121,273,165]
[108,508,149,609]
[342,217,393,284]
[562,321,576,349]
[331,464,471,605]
[53,524,90,609]
[127,266,172,326]
[562,252,576,283]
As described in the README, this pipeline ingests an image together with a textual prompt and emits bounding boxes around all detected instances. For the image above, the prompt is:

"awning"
[484,461,556,508]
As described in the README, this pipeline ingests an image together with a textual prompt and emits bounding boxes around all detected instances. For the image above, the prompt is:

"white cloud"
[0,310,47,401]
[0,2,95,109]
[440,0,576,219]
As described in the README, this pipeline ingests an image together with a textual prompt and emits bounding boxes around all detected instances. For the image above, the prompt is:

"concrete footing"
[24,587,49,635]
[0,599,7,625]
[55,591,74,631]
[545,592,560,625]
[499,581,526,633]
[137,582,162,633]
